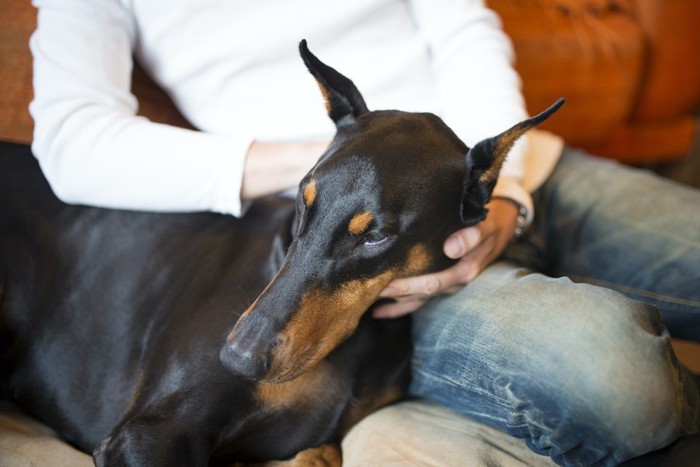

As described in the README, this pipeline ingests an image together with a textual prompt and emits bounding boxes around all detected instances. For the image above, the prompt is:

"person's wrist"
[242,140,328,199]
[492,196,529,240]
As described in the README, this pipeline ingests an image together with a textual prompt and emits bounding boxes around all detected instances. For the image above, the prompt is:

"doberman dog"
[0,41,563,466]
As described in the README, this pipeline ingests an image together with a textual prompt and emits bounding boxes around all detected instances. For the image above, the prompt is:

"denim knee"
[501,299,683,466]
[410,264,698,466]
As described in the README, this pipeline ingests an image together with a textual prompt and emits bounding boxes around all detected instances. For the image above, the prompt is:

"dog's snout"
[219,341,270,380]
[219,312,278,380]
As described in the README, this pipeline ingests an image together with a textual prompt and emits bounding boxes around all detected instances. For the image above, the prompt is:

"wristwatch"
[513,201,529,239]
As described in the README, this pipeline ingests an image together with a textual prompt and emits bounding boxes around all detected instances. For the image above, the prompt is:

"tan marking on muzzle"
[303,179,318,208]
[264,244,433,382]
[268,270,394,382]
[348,211,373,235]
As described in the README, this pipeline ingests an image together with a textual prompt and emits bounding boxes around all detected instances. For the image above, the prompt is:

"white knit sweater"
[30,0,562,217]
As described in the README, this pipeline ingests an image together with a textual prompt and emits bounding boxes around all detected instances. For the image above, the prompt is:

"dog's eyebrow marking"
[303,179,317,208]
[348,211,374,235]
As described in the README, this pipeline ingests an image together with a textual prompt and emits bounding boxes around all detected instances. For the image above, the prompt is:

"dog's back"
[0,143,412,464]
[0,142,296,446]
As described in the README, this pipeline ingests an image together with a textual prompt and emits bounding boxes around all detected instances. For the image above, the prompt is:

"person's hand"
[241,140,330,200]
[373,198,519,318]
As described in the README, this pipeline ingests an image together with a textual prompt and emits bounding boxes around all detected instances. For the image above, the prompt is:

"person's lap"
[524,147,700,340]
[342,399,558,467]
[409,262,696,465]
[347,149,700,466]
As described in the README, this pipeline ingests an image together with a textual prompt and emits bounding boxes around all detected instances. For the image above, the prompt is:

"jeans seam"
[569,275,700,310]
[409,366,512,424]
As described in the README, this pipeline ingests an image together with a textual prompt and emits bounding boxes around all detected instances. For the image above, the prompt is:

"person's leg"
[342,400,557,467]
[515,148,700,341]
[409,262,700,466]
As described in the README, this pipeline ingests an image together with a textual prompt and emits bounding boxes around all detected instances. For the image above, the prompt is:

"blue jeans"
[409,148,700,466]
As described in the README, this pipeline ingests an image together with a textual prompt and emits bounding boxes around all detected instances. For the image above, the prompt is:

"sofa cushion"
[488,0,645,146]
[0,2,36,144]
[0,2,191,146]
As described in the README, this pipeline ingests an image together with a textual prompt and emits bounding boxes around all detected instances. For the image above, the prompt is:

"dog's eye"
[362,233,391,247]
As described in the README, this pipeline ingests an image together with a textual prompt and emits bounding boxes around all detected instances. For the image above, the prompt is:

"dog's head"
[220,40,563,383]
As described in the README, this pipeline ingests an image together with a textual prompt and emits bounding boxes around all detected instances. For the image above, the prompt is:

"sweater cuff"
[210,136,254,217]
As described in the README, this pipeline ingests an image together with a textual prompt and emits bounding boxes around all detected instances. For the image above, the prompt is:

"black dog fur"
[0,41,562,466]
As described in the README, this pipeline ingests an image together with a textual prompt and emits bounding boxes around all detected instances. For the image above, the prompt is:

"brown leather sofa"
[487,0,700,163]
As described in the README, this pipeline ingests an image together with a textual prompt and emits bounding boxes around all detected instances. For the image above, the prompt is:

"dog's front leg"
[92,395,218,467]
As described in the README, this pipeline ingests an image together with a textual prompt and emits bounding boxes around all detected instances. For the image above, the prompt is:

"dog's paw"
[252,444,342,467]
[291,444,341,467]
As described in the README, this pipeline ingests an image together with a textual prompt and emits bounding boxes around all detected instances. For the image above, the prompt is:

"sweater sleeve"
[29,0,253,216]
[407,0,534,220]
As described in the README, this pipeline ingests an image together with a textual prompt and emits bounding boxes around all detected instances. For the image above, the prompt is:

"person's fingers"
[380,273,443,299]
[374,233,499,319]
[443,226,481,259]
[372,297,427,319]
[380,255,480,299]
[460,229,498,274]
[374,199,520,319]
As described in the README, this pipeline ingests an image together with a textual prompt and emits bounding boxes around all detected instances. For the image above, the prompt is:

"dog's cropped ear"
[461,98,565,224]
[299,39,369,128]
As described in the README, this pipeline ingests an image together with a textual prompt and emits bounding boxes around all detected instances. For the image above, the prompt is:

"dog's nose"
[219,340,270,380]
[220,311,278,380]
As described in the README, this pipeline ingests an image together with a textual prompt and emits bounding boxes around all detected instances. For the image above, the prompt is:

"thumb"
[444,227,481,259]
